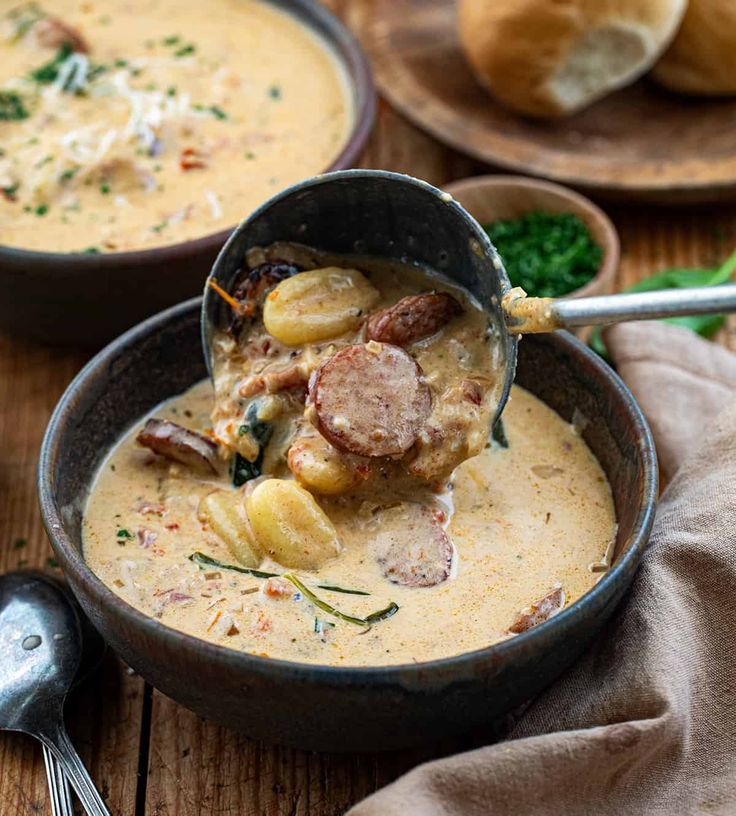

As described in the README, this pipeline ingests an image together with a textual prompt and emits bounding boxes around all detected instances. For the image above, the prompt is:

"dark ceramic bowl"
[38,299,657,752]
[1,0,374,348]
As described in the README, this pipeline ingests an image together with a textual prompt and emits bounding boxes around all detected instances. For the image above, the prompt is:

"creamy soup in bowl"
[39,294,656,750]
[0,0,353,253]
[82,249,617,667]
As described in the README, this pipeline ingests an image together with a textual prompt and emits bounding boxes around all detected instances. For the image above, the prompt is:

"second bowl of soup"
[0,0,374,344]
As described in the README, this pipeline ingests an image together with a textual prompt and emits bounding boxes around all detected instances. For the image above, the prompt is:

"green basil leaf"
[590,248,736,358]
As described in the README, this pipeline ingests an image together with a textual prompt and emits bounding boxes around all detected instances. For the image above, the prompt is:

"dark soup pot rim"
[38,298,658,685]
[0,0,375,265]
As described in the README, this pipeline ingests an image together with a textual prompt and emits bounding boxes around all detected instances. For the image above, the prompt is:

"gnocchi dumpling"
[263,267,379,346]
[245,479,341,569]
[198,490,262,568]
[287,429,370,495]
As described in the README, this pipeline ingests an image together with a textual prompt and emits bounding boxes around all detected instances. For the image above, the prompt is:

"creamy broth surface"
[83,382,616,666]
[0,0,351,252]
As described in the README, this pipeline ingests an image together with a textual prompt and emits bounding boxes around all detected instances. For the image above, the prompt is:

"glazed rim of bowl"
[0,0,375,265]
[38,298,658,684]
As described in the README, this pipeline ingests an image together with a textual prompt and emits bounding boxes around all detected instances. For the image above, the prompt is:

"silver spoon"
[40,576,107,816]
[0,571,111,816]
[202,169,736,425]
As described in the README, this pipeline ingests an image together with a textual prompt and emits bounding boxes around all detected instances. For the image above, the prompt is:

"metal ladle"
[202,169,736,425]
[0,571,111,816]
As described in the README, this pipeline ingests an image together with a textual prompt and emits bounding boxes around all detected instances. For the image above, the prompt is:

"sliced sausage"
[372,502,453,587]
[309,342,432,458]
[137,419,219,474]
[34,17,89,52]
[364,292,462,346]
[507,585,566,634]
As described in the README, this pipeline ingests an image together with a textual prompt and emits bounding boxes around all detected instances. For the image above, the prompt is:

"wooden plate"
[365,0,736,203]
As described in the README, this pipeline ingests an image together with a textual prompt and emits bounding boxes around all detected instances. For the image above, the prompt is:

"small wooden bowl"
[443,175,620,301]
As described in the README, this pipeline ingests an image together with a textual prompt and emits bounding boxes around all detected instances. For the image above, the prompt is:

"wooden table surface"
[2,4,736,814]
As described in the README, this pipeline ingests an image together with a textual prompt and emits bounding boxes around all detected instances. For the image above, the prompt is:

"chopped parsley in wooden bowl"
[443,175,619,304]
[483,211,602,298]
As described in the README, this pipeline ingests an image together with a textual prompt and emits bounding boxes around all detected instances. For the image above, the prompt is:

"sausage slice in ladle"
[308,342,432,458]
[364,292,462,346]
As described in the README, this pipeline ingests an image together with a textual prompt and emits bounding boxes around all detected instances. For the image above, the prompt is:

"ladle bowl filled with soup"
[0,0,374,344]
[39,284,657,749]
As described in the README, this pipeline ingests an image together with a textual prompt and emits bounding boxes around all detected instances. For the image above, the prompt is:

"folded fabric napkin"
[349,322,736,816]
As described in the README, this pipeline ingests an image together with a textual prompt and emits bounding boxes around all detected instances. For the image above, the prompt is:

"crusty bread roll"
[653,0,736,95]
[458,0,688,118]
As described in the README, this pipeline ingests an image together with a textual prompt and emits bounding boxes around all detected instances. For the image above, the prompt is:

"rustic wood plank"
[0,332,145,816]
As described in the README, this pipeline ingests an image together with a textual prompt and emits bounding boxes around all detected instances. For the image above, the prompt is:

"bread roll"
[653,0,736,95]
[458,0,688,118]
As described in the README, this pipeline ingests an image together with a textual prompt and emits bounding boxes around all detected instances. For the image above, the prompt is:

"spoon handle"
[42,744,74,816]
[40,723,111,816]
[504,284,736,333]
[42,743,75,816]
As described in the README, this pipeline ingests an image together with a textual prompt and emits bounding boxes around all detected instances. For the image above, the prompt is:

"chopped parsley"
[166,85,177,97]
[0,91,29,121]
[59,167,79,183]
[46,557,59,569]
[13,538,27,550]
[81,246,101,254]
[174,43,196,58]
[113,58,129,68]
[100,183,110,194]
[193,103,227,120]
[35,204,48,216]
[244,151,255,160]
[30,43,73,85]
[151,219,168,233]
[116,528,133,539]
[268,84,282,100]
[163,34,180,46]
[483,211,602,299]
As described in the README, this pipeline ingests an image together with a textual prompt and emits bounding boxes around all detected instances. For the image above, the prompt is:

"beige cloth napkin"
[349,322,736,816]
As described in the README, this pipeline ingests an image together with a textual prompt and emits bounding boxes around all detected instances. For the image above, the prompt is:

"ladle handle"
[504,284,736,333]
[40,722,111,816]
